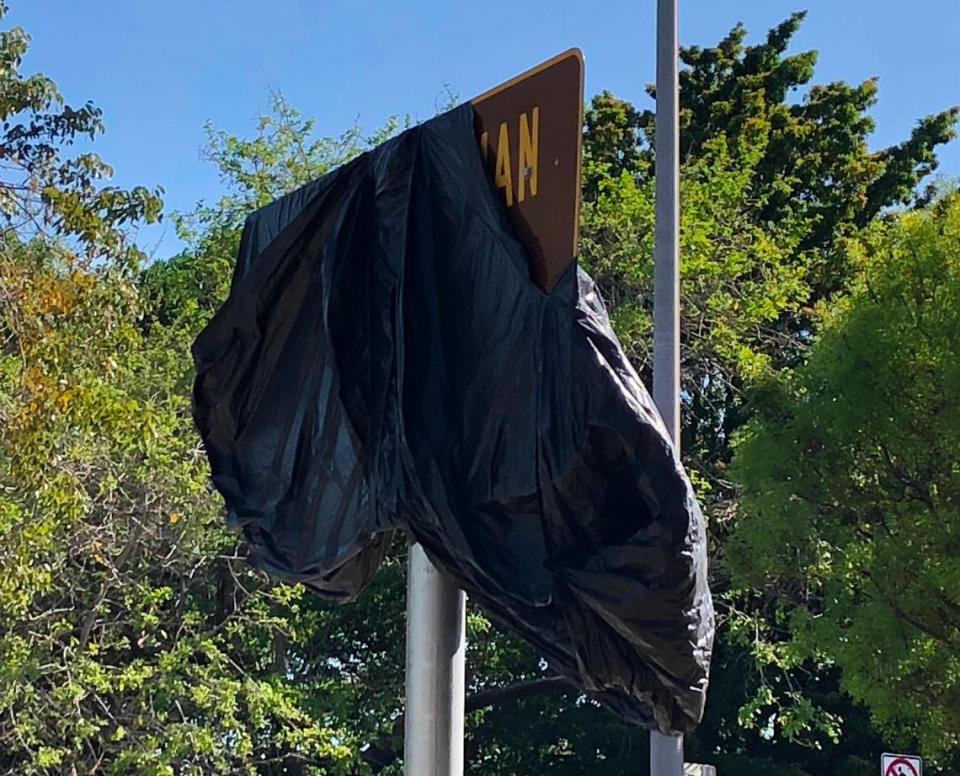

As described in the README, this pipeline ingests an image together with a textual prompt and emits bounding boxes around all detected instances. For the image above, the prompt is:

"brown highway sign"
[471,48,584,291]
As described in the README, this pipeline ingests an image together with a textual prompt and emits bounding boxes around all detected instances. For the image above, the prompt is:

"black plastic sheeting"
[192,103,713,734]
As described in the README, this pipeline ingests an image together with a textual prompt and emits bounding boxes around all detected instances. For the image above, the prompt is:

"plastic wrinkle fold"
[192,103,714,735]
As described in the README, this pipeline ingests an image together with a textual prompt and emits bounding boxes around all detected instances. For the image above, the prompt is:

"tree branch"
[465,675,571,713]
[362,675,572,772]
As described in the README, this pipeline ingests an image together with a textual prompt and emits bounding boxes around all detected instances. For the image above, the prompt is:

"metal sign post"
[651,0,683,772]
[404,545,466,776]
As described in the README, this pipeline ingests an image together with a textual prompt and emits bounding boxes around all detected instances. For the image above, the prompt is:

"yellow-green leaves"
[730,193,960,761]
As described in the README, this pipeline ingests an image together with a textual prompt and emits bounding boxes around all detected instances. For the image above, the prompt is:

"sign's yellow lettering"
[494,121,513,207]
[518,107,539,202]
[470,48,583,290]
[481,108,542,208]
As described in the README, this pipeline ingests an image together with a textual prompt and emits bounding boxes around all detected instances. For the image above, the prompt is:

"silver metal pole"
[651,729,684,776]
[404,543,466,776]
[651,0,683,772]
[653,0,680,442]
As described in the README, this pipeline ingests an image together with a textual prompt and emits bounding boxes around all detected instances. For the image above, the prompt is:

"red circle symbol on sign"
[885,757,920,776]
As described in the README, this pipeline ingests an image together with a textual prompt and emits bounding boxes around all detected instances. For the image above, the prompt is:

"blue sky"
[13,0,960,258]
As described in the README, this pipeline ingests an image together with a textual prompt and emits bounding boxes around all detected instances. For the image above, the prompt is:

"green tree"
[0,3,161,260]
[665,12,955,257]
[728,192,960,765]
[0,10,365,773]
[584,12,957,477]
[2,239,361,774]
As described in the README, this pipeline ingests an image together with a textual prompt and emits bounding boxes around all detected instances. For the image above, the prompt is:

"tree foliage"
[729,193,960,762]
[0,16,365,775]
[1,239,360,774]
[0,3,161,261]
[583,12,957,477]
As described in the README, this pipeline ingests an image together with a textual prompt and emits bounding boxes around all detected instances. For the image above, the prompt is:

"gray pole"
[651,0,683,772]
[404,543,466,776]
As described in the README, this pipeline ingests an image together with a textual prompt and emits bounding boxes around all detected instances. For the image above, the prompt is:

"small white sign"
[882,752,922,776]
